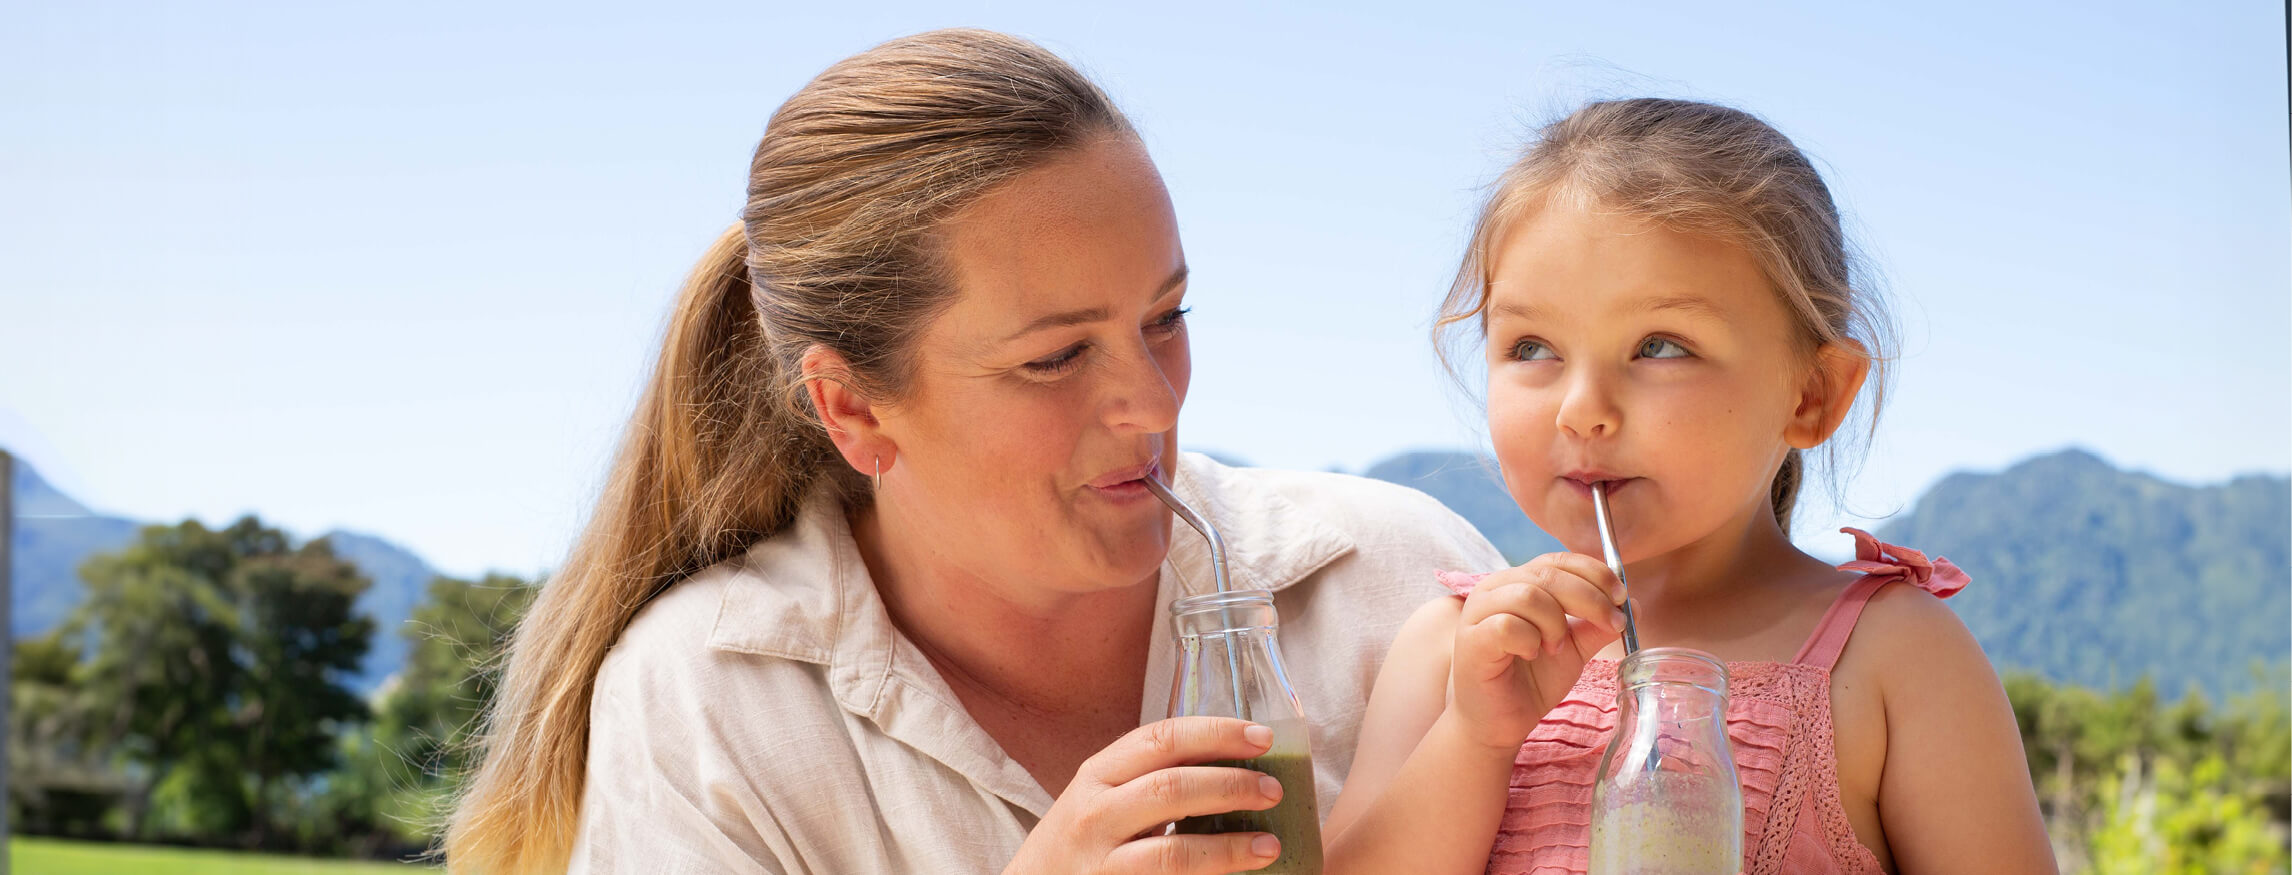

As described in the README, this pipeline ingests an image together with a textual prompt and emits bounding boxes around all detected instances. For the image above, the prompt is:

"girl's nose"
[1555,368,1622,439]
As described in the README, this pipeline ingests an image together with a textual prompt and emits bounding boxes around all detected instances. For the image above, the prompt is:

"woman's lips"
[1087,461,1161,502]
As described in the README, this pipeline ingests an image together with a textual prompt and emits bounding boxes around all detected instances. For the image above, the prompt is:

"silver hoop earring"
[873,456,882,491]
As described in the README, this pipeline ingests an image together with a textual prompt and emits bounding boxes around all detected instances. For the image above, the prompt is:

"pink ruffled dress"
[1435,528,1969,875]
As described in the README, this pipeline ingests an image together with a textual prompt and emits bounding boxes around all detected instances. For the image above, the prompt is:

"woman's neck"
[847,501,1158,714]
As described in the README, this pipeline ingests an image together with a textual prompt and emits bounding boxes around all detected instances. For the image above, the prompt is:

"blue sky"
[4,1,2286,577]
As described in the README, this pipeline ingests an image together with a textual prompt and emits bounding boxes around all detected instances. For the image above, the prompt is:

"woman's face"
[1482,196,1812,562]
[873,135,1190,597]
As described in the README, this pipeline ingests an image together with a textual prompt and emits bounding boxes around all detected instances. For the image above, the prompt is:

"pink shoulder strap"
[1791,574,1895,670]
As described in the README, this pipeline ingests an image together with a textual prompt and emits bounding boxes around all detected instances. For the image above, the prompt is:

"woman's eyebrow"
[997,264,1190,343]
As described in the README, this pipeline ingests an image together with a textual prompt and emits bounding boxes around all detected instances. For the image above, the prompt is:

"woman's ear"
[1785,339,1872,449]
[801,346,897,477]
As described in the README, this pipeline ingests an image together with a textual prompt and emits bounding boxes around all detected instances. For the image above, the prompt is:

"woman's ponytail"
[440,224,838,873]
[443,28,1133,873]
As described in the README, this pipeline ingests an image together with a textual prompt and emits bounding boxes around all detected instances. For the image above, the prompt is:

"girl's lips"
[1560,476,1638,499]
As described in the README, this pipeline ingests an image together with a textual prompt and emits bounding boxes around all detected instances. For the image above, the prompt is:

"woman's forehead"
[931,140,1185,346]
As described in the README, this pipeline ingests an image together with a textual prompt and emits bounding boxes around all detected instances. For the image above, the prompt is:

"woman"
[444,29,1501,874]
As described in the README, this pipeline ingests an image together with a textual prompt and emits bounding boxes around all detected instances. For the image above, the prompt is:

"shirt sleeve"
[1401,485,1509,576]
[570,680,790,875]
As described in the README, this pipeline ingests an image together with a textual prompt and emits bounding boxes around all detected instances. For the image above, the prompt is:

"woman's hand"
[1002,717,1289,875]
[1449,552,1628,751]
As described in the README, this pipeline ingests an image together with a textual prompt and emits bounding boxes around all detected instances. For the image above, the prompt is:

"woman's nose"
[1102,343,1181,435]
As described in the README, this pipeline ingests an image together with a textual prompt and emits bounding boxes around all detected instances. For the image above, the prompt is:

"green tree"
[233,545,374,846]
[2007,670,2291,872]
[72,521,244,838]
[313,572,537,851]
[2090,753,2290,874]
[68,516,372,848]
[9,633,117,836]
[383,573,537,774]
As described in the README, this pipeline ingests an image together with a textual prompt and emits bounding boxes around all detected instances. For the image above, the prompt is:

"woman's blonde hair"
[441,29,1131,873]
[1436,98,1895,531]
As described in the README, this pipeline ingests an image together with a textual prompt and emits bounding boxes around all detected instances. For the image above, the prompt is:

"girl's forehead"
[1487,205,1774,326]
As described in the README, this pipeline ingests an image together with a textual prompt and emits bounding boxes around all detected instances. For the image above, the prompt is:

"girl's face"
[872,135,1190,597]
[1482,196,1817,562]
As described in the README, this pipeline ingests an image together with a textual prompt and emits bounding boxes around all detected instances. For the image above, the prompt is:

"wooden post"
[1,448,14,866]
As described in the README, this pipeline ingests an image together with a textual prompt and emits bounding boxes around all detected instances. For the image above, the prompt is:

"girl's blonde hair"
[440,29,1131,873]
[1436,98,1895,531]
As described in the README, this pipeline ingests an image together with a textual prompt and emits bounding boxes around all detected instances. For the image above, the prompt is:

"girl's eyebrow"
[1489,295,1723,325]
[1488,300,1547,323]
[1638,294,1730,323]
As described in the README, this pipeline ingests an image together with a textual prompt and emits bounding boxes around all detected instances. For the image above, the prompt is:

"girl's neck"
[1621,502,1839,632]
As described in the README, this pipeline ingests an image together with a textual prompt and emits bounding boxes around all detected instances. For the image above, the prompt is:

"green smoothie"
[1172,749,1323,874]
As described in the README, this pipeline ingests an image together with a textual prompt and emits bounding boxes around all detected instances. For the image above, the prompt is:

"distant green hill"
[1876,448,2289,701]
[6,457,439,692]
[15,445,2286,700]
[1364,447,2288,700]
[9,462,138,639]
[1362,450,1562,563]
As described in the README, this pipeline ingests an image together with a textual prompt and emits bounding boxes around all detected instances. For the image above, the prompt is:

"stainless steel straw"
[1144,475,1229,593]
[1145,473,1249,719]
[1589,481,1641,655]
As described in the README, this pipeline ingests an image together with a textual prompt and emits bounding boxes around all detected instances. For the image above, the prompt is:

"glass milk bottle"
[1166,589,1323,875]
[1589,647,1743,875]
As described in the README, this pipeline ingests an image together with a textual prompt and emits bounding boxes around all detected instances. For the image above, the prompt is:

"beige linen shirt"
[570,452,1503,874]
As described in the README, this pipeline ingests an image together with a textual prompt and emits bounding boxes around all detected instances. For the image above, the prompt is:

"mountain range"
[7,461,436,692]
[1330,447,2286,700]
[8,446,2287,699]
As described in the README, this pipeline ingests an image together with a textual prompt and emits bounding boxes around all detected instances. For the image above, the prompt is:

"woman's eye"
[1023,344,1088,374]
[1149,306,1191,334]
[1509,338,1555,361]
[1638,337,1692,359]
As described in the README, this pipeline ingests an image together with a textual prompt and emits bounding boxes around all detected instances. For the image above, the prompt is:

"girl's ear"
[1785,339,1871,449]
[801,346,898,478]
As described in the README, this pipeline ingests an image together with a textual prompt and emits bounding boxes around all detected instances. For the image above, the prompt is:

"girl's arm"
[1862,586,2057,873]
[1322,597,1518,875]
[1323,555,1623,875]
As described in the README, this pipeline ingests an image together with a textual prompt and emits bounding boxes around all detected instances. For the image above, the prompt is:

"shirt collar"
[700,452,1357,817]
[706,451,1355,664]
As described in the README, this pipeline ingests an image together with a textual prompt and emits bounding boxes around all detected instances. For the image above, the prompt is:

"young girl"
[1322,99,2055,874]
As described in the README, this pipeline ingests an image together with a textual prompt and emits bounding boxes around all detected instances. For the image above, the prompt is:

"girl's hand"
[1449,552,1628,751]
[1002,717,1288,875]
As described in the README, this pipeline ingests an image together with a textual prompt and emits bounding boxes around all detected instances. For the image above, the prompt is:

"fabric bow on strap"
[1836,527,1969,599]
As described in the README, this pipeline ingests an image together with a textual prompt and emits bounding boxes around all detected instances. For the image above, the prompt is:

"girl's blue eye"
[1509,338,1555,362]
[1638,337,1692,359]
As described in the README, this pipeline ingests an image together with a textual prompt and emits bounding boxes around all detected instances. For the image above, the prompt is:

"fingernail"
[1259,774,1283,801]
[1611,609,1628,631]
[1251,834,1281,858]
[1243,723,1273,747]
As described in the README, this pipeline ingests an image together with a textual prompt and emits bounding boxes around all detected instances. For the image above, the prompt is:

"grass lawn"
[11,837,427,873]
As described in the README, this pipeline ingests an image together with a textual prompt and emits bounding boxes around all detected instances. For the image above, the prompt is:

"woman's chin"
[1082,528,1173,587]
